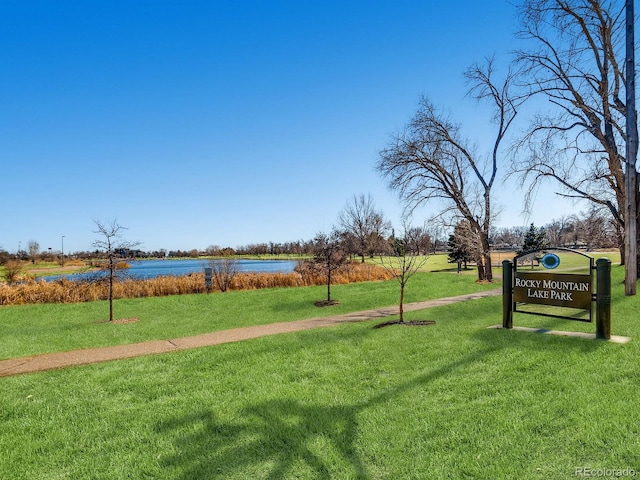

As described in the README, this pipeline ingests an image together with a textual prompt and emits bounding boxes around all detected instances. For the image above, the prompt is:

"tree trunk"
[475,233,493,282]
[109,273,114,322]
[636,201,640,279]
[483,250,493,282]
[476,261,485,282]
[399,283,405,322]
[625,0,638,294]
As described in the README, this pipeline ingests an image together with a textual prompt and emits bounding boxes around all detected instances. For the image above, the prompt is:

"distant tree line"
[491,209,619,251]
[445,208,618,272]
[1,204,619,269]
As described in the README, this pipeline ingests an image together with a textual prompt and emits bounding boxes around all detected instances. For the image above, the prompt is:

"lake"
[46,258,298,282]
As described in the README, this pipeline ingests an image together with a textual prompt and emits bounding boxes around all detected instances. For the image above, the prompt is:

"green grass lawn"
[0,272,497,359]
[0,266,638,479]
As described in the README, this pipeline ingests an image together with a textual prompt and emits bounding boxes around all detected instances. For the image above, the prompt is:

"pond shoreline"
[39,258,299,282]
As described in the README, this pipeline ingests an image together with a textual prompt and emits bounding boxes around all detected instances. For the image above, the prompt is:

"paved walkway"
[0,289,501,378]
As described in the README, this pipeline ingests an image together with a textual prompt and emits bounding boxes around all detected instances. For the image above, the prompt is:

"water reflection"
[45,259,297,282]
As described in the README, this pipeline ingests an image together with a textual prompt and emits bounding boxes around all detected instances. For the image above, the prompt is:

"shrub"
[3,260,23,284]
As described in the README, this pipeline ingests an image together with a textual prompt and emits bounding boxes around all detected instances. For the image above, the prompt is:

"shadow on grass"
[155,301,612,479]
[471,321,607,354]
[155,344,501,479]
[429,267,474,273]
[156,401,366,480]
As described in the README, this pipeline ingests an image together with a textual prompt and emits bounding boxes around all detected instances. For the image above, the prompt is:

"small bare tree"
[207,257,238,292]
[312,229,347,305]
[378,222,429,325]
[92,219,139,322]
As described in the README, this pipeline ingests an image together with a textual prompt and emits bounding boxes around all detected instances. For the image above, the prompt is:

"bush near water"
[0,261,393,306]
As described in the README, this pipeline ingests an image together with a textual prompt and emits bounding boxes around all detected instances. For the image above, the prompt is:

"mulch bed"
[373,320,436,329]
[314,300,340,307]
[96,317,140,324]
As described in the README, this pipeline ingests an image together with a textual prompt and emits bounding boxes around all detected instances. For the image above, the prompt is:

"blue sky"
[1,1,584,253]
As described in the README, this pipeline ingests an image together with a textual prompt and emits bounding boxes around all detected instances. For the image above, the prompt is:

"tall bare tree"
[511,0,636,269]
[377,59,520,282]
[338,193,391,262]
[27,240,39,264]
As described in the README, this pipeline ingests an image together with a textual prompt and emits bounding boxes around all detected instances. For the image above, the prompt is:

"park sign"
[511,248,594,322]
[513,271,592,310]
[502,248,612,339]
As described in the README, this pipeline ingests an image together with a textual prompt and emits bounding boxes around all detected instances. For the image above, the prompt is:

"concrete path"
[0,289,501,378]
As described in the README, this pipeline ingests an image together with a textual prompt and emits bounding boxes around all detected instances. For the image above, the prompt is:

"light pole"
[61,235,65,267]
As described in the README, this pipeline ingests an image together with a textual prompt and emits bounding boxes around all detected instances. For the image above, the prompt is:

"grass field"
[0,272,495,359]
[0,264,638,479]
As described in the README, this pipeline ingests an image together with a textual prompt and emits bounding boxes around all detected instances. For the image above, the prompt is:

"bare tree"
[424,222,445,253]
[574,207,620,249]
[92,219,140,322]
[312,229,347,305]
[378,222,429,324]
[338,193,391,262]
[493,226,527,249]
[404,224,432,255]
[377,59,520,282]
[544,215,572,248]
[511,0,634,265]
[207,257,238,292]
[204,245,222,256]
[27,240,39,264]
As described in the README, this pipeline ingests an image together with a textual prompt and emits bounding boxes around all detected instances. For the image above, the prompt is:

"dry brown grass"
[63,259,86,267]
[0,262,393,306]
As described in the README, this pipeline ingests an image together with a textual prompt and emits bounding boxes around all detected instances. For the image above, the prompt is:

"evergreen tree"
[447,234,467,268]
[447,221,474,271]
[518,223,549,255]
